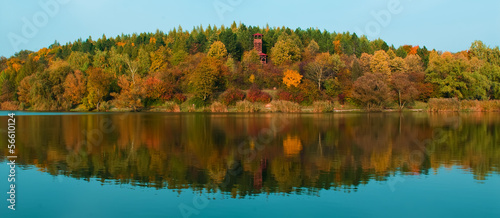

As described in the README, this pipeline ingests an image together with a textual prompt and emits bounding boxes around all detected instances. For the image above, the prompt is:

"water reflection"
[1,112,499,198]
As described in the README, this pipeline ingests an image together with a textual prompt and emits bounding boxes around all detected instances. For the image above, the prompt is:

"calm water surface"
[0,112,499,217]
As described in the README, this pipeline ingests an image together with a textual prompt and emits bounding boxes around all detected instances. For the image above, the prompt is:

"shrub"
[298,79,320,105]
[247,85,272,103]
[220,88,246,105]
[460,100,500,112]
[428,98,460,112]
[277,90,305,103]
[210,101,228,112]
[235,100,263,112]
[98,101,112,111]
[0,101,19,111]
[163,102,181,112]
[188,97,207,108]
[269,100,301,112]
[312,101,334,112]
[173,93,187,104]
[150,101,180,112]
[338,93,346,105]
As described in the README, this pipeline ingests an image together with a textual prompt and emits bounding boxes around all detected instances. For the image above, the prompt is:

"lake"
[1,112,499,217]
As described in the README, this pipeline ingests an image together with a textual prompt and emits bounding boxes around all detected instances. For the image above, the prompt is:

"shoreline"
[2,98,500,113]
[5,108,500,114]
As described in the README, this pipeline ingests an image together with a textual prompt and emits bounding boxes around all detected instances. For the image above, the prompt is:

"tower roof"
[253,33,263,36]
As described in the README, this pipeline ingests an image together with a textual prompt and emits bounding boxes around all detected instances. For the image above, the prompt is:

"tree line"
[0,22,499,111]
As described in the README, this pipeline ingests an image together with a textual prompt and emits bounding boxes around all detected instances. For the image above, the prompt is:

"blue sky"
[1,0,499,57]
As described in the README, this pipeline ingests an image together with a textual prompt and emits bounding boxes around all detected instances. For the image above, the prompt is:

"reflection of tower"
[253,33,267,64]
[253,158,267,190]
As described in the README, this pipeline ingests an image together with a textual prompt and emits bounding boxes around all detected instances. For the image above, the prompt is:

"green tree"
[67,51,90,72]
[190,57,226,101]
[85,67,113,110]
[270,37,301,66]
[426,52,468,99]
[219,28,242,60]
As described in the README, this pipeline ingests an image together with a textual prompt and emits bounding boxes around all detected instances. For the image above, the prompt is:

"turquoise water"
[0,164,498,218]
[0,113,499,217]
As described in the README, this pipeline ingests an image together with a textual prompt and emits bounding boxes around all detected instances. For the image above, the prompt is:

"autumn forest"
[1,22,500,112]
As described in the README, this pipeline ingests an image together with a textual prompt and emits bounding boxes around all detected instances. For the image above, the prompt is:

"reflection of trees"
[271,157,302,192]
[282,135,302,157]
[1,112,499,197]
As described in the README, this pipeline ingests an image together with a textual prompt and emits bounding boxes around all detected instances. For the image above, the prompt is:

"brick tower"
[253,33,267,64]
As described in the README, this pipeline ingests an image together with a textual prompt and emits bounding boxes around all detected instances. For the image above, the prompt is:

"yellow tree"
[149,46,171,73]
[359,53,373,73]
[207,41,228,60]
[370,50,391,78]
[283,69,302,88]
[389,57,408,74]
[17,75,34,106]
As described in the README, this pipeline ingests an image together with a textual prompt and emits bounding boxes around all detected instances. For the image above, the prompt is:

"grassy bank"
[5,99,500,113]
[140,99,500,113]
[428,98,500,112]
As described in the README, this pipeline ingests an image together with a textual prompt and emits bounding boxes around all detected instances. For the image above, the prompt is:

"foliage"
[297,79,321,105]
[207,41,228,60]
[312,101,334,112]
[270,35,302,66]
[391,72,419,109]
[370,50,391,78]
[142,75,172,101]
[63,70,86,107]
[324,77,342,98]
[111,75,144,111]
[173,93,187,104]
[164,101,181,112]
[277,90,305,104]
[2,23,500,111]
[84,67,113,111]
[220,87,246,105]
[67,51,90,71]
[235,100,262,112]
[189,57,227,101]
[460,100,500,111]
[305,52,344,90]
[0,101,19,110]
[304,40,320,60]
[210,101,228,112]
[353,73,391,110]
[428,98,460,112]
[282,69,302,88]
[246,85,272,103]
[269,100,301,112]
